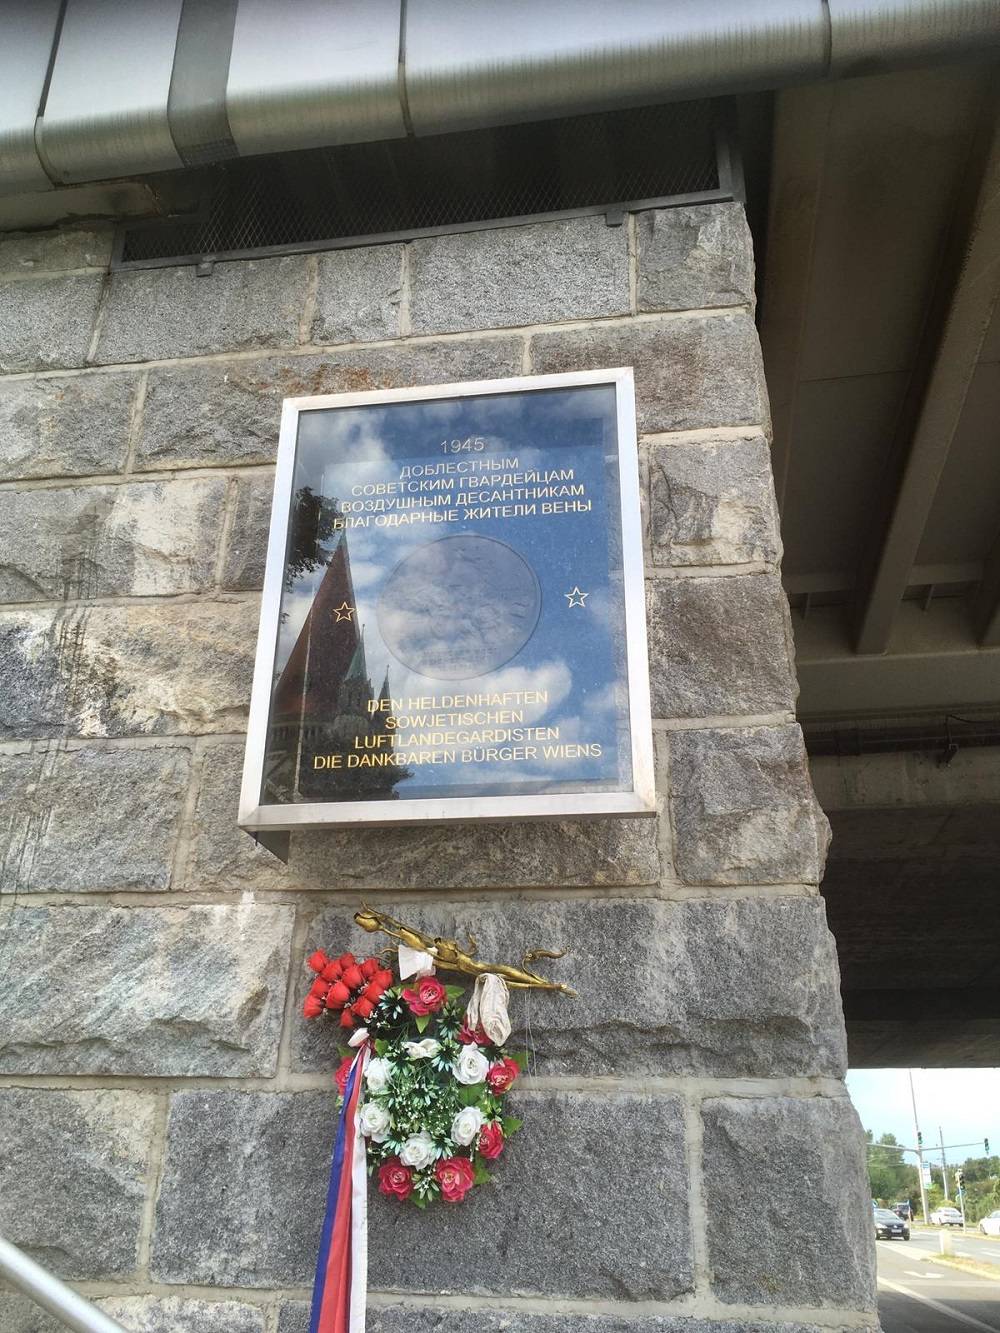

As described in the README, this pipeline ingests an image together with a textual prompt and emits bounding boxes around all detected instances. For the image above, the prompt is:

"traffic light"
[956,1169,965,1191]
[986,1138,991,1155]
[917,1131,923,1147]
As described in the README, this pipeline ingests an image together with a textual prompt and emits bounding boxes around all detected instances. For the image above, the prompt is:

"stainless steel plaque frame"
[239,368,654,837]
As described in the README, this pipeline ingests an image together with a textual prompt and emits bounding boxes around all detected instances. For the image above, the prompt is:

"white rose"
[402,1038,441,1060]
[359,1101,391,1143]
[453,1045,490,1086]
[399,1130,436,1170]
[451,1105,485,1147]
[365,1057,392,1094]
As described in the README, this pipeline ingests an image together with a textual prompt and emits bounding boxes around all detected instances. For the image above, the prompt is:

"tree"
[283,487,342,591]
[866,1131,920,1206]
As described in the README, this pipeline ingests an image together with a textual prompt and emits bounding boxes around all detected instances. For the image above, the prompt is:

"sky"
[846,1068,1000,1160]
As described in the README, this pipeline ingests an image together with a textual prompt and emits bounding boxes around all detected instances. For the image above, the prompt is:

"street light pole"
[909,1070,930,1225]
[939,1125,950,1199]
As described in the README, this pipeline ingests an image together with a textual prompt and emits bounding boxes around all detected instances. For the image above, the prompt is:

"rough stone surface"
[0,904,293,1075]
[95,256,310,363]
[0,744,190,892]
[0,274,104,372]
[0,1297,267,1333]
[409,217,629,333]
[293,896,846,1078]
[637,204,755,312]
[0,371,137,481]
[187,743,659,891]
[222,474,274,590]
[646,575,796,719]
[0,226,113,273]
[152,1089,691,1299]
[312,244,403,343]
[0,477,227,601]
[703,1096,877,1309]
[648,433,780,567]
[669,725,830,886]
[278,1308,875,1333]
[530,313,768,434]
[98,1298,266,1333]
[0,599,257,739]
[0,1088,153,1278]
[137,339,523,469]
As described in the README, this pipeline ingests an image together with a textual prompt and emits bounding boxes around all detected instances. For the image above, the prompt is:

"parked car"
[875,1208,910,1240]
[979,1210,1000,1236]
[930,1206,964,1227]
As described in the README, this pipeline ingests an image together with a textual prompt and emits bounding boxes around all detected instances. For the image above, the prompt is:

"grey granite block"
[95,257,311,363]
[703,1095,877,1309]
[0,903,293,1076]
[646,574,796,719]
[531,313,768,434]
[408,217,629,333]
[0,1088,154,1278]
[0,477,226,601]
[668,725,830,886]
[0,744,189,892]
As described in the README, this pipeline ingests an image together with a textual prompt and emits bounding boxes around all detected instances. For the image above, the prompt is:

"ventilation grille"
[116,99,730,268]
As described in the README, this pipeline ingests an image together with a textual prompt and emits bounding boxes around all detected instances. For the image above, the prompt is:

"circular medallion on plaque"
[376,534,541,680]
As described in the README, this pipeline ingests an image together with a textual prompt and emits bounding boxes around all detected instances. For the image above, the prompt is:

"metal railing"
[0,1234,128,1333]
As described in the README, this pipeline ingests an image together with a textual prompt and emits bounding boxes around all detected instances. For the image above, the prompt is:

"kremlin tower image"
[265,523,407,803]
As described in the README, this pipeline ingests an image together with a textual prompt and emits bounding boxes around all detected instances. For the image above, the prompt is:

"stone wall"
[0,206,877,1333]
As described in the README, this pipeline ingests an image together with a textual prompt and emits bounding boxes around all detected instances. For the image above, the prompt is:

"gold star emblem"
[333,601,356,622]
[564,586,589,608]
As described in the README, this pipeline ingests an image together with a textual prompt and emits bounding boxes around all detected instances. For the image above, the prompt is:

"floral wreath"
[306,949,524,1205]
[302,908,573,1333]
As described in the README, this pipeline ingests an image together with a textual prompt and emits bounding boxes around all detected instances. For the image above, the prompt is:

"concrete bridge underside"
[811,750,1000,1067]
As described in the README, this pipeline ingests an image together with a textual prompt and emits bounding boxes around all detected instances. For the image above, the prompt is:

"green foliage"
[865,1130,920,1207]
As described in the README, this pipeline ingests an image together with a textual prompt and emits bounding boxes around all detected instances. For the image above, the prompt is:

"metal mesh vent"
[118,99,728,268]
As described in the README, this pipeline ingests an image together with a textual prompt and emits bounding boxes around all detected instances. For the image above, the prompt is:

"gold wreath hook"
[354,905,576,997]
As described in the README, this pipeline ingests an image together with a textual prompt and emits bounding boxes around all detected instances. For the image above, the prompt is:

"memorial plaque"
[239,369,653,842]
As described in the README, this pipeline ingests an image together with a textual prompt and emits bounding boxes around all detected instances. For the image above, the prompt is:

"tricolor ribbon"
[310,1044,370,1333]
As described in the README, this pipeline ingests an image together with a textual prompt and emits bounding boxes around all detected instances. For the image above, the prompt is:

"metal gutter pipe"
[2,0,1000,198]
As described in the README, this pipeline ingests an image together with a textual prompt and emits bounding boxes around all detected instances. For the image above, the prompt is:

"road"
[878,1227,1000,1331]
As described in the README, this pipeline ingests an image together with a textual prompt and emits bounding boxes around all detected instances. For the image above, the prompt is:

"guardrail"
[0,1234,128,1333]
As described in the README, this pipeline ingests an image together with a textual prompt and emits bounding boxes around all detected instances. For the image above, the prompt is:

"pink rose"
[458,1021,490,1046]
[379,1158,414,1201]
[402,977,447,1016]
[486,1058,519,1094]
[477,1122,504,1160]
[435,1155,475,1203]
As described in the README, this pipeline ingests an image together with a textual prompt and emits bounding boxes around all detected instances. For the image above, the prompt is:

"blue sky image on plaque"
[240,370,654,832]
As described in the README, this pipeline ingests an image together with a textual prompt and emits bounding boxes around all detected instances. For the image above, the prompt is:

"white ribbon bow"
[465,972,511,1046]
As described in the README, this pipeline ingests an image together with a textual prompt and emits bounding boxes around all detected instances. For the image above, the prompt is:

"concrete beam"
[854,99,1000,654]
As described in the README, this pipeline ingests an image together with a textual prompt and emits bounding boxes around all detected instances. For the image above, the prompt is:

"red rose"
[402,977,447,1016]
[353,996,375,1021]
[321,960,342,982]
[326,981,350,1009]
[374,969,394,990]
[339,1008,356,1028]
[435,1155,475,1203]
[309,977,329,999]
[477,1122,504,1160]
[303,994,323,1019]
[338,953,356,969]
[307,950,328,974]
[341,964,364,991]
[458,1021,490,1046]
[486,1058,519,1094]
[334,1055,354,1095]
[361,957,379,979]
[378,1158,414,1201]
[362,979,385,1002]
